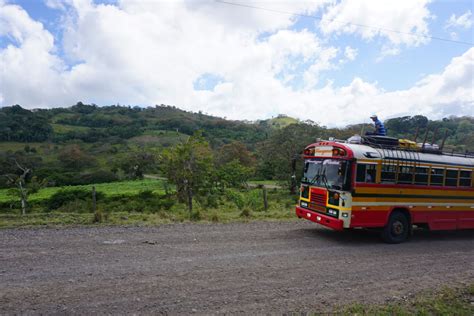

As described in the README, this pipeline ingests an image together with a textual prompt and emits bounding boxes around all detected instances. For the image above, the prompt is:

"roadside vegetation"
[0,104,473,227]
[338,284,474,315]
[0,180,296,228]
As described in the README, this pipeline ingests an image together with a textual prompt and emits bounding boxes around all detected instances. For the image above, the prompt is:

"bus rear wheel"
[381,211,410,244]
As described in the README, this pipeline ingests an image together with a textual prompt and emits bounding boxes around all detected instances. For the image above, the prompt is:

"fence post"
[92,186,96,213]
[262,186,268,211]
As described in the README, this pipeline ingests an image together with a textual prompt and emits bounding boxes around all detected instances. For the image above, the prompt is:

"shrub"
[78,170,118,184]
[41,170,118,186]
[93,209,108,223]
[160,196,175,210]
[245,190,263,211]
[210,213,219,222]
[190,210,201,221]
[138,190,154,199]
[225,190,244,210]
[47,189,104,211]
[206,194,220,208]
[56,199,90,213]
[240,208,251,218]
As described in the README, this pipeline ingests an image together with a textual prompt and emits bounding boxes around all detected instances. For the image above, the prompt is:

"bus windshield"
[302,159,350,190]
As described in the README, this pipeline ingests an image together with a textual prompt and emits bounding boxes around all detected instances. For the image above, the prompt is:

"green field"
[0,178,297,228]
[128,129,189,147]
[266,115,299,129]
[51,123,92,134]
[0,142,46,152]
[248,180,282,186]
[0,179,167,203]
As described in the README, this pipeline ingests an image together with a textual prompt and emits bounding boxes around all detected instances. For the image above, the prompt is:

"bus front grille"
[311,193,326,205]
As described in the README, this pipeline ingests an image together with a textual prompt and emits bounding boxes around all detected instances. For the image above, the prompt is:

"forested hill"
[1,103,473,150]
[0,103,472,189]
[0,103,272,148]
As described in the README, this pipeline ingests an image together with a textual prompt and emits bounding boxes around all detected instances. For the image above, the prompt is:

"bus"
[295,138,474,243]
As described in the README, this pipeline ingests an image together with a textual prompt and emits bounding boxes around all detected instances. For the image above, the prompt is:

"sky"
[0,0,473,127]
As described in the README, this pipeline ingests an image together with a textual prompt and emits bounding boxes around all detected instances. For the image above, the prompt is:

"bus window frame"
[397,165,414,185]
[459,169,472,187]
[355,163,377,184]
[429,167,445,186]
[414,166,429,185]
[381,164,397,184]
[445,168,459,187]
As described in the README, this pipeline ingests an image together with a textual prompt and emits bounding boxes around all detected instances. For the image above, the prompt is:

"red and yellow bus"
[295,140,474,243]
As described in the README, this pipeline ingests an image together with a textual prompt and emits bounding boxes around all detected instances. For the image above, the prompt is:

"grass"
[129,130,189,147]
[248,180,282,186]
[0,203,297,228]
[0,184,297,228]
[0,179,285,204]
[0,179,167,203]
[0,142,46,152]
[266,115,299,129]
[51,123,91,134]
[337,284,474,315]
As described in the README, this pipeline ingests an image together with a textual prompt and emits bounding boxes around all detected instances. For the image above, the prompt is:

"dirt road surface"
[1,221,473,314]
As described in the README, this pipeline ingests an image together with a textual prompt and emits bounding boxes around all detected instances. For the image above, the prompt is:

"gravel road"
[1,221,473,314]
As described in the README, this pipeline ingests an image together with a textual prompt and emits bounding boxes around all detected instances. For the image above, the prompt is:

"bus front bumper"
[295,206,344,231]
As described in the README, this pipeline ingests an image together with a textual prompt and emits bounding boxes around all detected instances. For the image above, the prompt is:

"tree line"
[1,103,473,215]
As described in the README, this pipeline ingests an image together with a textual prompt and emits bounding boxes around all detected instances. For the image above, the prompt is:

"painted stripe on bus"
[352,193,473,200]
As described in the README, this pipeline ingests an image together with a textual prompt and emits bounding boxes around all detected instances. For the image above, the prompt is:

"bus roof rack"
[321,135,474,159]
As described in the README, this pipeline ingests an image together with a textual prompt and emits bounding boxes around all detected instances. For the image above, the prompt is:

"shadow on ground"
[293,224,474,245]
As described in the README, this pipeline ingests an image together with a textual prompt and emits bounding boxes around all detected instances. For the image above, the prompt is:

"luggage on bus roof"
[362,135,399,148]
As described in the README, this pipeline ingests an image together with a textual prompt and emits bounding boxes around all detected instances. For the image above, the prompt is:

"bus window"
[397,166,413,184]
[445,169,459,187]
[430,168,444,185]
[414,167,429,185]
[356,164,376,183]
[381,165,396,183]
[459,171,472,187]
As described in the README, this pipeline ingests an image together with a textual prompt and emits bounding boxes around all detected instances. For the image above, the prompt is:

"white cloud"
[319,0,432,52]
[343,46,357,61]
[445,10,472,29]
[449,31,459,41]
[0,0,472,128]
[0,3,66,106]
[376,45,401,62]
[45,0,68,11]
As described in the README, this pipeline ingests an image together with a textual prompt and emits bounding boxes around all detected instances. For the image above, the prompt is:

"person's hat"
[370,114,377,119]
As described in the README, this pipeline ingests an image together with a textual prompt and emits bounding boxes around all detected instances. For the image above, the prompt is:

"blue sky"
[0,0,473,126]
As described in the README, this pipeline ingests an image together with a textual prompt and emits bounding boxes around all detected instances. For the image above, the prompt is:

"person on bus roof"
[366,114,386,136]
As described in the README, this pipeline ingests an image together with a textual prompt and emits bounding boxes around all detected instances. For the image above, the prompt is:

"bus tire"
[381,211,410,244]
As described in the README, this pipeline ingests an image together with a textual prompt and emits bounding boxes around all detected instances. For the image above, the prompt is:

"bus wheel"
[381,211,410,244]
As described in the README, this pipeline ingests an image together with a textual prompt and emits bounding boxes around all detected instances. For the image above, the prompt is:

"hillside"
[5,103,268,148]
[260,114,300,129]
[0,103,473,190]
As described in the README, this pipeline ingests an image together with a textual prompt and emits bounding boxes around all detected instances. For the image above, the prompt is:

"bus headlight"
[328,209,338,217]
[300,201,308,208]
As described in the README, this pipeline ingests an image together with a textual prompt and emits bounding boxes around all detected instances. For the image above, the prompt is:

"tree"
[2,160,42,215]
[58,144,97,170]
[256,123,326,193]
[217,159,253,188]
[161,132,214,214]
[0,105,53,142]
[216,141,256,168]
[115,151,157,179]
